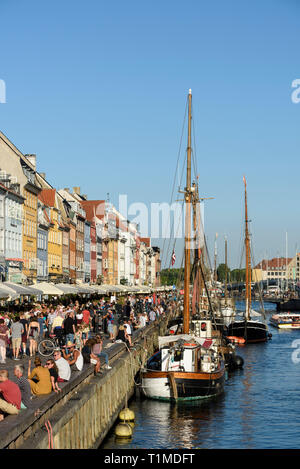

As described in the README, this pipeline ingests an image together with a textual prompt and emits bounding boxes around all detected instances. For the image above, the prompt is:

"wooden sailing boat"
[141,90,226,401]
[227,177,271,343]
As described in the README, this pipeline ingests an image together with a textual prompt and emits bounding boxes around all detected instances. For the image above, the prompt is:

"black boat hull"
[227,320,268,343]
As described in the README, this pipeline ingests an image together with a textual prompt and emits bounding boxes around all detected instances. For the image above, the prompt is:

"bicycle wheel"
[38,338,55,357]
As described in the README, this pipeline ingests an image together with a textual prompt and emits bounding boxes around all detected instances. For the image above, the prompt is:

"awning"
[34,282,64,296]
[101,284,123,293]
[73,284,94,294]
[0,283,22,300]
[158,334,213,350]
[92,285,109,294]
[0,286,12,299]
[3,281,43,296]
[55,283,80,294]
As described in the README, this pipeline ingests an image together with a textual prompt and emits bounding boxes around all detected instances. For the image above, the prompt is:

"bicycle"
[38,334,61,357]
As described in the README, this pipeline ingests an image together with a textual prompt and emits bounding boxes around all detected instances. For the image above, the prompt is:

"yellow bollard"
[114,422,133,438]
[119,407,135,422]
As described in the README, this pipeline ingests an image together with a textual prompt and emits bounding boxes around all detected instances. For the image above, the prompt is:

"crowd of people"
[0,293,171,422]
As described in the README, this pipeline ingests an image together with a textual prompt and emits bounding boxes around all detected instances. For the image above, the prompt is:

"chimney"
[25,154,36,169]
[73,186,80,195]
[40,172,46,179]
[64,188,70,192]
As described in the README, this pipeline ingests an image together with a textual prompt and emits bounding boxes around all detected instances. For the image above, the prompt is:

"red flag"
[171,250,176,266]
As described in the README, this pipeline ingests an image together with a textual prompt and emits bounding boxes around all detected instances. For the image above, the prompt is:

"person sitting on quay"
[123,319,133,346]
[104,309,115,342]
[53,349,71,383]
[62,341,84,372]
[82,338,102,375]
[44,358,61,393]
[14,364,33,409]
[10,314,24,361]
[115,323,131,349]
[92,335,112,370]
[27,357,52,396]
[0,369,21,421]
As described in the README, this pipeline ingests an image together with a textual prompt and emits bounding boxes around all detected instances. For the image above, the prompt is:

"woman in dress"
[27,316,40,357]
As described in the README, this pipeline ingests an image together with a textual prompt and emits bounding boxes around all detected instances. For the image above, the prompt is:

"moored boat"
[227,177,271,344]
[141,320,225,401]
[141,89,226,401]
[269,312,300,329]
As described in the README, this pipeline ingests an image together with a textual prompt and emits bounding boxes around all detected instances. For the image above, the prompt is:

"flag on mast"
[171,250,176,266]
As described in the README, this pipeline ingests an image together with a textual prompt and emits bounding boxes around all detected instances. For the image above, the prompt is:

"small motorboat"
[269,312,300,329]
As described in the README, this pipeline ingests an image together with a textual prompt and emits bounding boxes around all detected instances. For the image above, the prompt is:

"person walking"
[63,311,76,345]
[10,315,24,361]
[0,318,9,364]
[27,316,40,357]
[19,313,29,358]
[104,309,115,342]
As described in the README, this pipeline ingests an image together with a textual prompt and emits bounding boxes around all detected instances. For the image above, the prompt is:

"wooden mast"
[224,235,228,307]
[183,89,192,334]
[244,176,251,321]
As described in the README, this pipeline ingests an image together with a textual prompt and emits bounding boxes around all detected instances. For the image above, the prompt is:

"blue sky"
[1,0,300,269]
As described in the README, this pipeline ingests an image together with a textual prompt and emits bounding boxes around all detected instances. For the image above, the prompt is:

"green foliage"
[228,268,246,283]
[216,263,230,282]
[160,268,184,286]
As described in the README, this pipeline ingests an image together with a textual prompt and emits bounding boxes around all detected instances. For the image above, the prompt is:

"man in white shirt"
[139,313,147,328]
[54,349,71,382]
[62,343,84,372]
[149,309,156,322]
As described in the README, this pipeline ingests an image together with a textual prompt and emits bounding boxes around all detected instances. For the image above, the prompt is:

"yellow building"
[38,189,63,281]
[20,155,41,282]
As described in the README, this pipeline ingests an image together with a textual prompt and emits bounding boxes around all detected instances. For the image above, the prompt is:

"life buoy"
[183,342,198,348]
[227,336,246,344]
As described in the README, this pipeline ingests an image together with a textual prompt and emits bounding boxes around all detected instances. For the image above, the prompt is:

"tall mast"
[224,235,228,307]
[244,176,251,320]
[183,89,192,334]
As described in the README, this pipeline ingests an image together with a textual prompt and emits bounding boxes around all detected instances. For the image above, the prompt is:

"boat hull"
[141,368,225,401]
[227,320,268,343]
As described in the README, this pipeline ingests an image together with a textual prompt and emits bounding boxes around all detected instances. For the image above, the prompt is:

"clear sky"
[0,0,300,269]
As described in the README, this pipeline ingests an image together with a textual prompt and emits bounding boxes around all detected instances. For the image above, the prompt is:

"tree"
[160,268,184,286]
[216,263,230,283]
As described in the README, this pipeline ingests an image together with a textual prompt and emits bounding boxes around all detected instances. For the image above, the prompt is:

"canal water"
[101,301,300,449]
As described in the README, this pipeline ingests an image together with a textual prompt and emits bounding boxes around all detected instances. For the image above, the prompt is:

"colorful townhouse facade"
[0,130,161,286]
